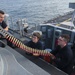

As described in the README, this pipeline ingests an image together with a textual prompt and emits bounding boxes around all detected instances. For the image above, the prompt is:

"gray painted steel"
[0,48,33,75]
[0,46,50,75]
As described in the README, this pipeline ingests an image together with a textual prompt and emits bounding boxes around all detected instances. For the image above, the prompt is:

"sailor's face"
[0,13,5,23]
[32,36,39,43]
[58,37,65,46]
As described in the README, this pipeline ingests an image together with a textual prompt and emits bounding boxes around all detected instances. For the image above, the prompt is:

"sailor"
[0,10,8,31]
[25,31,44,56]
[0,10,8,47]
[50,34,73,75]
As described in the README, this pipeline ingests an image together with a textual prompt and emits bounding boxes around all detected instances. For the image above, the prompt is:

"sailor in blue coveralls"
[0,10,8,47]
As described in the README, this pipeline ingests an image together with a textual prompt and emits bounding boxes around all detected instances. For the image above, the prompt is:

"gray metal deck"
[0,46,51,75]
[0,48,33,75]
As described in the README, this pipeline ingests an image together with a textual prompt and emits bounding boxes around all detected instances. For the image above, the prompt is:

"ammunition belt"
[0,27,54,57]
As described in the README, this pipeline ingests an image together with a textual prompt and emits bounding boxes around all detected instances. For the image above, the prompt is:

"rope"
[0,26,54,57]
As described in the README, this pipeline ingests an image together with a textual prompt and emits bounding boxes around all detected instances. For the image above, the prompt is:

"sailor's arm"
[4,26,8,31]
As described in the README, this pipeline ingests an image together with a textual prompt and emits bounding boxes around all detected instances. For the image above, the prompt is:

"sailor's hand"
[50,54,56,60]
[33,53,40,56]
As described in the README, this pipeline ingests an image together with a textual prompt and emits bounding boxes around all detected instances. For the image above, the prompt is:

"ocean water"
[0,0,75,25]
